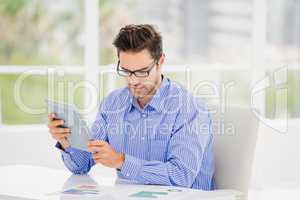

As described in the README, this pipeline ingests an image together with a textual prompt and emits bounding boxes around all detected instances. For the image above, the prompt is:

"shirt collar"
[127,75,170,113]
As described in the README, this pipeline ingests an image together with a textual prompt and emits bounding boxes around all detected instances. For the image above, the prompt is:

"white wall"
[0,125,64,169]
[0,125,116,177]
[260,120,300,184]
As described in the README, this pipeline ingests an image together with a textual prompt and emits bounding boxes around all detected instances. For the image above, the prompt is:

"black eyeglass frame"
[116,60,158,77]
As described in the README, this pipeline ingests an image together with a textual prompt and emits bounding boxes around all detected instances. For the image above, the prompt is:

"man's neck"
[137,76,162,109]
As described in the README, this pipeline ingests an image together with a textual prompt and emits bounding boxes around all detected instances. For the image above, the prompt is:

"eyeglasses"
[117,60,157,77]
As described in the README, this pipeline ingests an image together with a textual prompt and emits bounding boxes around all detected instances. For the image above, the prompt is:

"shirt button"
[141,137,145,140]
[141,113,147,118]
[126,173,130,177]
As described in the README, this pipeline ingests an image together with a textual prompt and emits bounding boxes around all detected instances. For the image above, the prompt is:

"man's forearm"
[55,139,94,174]
[119,154,201,188]
[58,145,95,175]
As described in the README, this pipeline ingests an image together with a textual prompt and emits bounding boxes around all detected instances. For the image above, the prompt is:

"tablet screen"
[46,99,91,151]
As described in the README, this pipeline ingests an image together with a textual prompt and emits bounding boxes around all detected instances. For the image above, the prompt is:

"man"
[48,24,215,190]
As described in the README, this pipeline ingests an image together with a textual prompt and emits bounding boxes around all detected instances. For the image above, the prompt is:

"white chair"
[211,105,260,196]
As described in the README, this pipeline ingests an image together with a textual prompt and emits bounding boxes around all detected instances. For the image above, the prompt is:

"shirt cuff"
[120,154,144,180]
[55,142,76,155]
[55,142,65,151]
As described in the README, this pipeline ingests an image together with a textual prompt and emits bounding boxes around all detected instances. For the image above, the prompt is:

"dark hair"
[113,24,163,61]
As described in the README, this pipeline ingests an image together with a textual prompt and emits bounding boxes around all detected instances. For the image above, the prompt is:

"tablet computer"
[46,99,91,151]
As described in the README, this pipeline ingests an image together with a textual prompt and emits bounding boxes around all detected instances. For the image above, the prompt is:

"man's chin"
[133,93,146,99]
[130,90,147,99]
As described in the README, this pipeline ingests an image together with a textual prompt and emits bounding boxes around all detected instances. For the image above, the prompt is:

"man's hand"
[48,113,70,150]
[87,140,125,169]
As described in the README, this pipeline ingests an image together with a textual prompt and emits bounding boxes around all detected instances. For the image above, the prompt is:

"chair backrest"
[211,105,259,195]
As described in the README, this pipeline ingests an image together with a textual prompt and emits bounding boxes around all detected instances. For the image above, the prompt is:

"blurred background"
[0,0,299,197]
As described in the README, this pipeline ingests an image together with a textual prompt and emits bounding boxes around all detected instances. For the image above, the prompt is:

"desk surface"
[0,165,243,200]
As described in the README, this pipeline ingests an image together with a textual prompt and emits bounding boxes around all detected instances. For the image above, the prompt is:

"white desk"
[0,165,243,200]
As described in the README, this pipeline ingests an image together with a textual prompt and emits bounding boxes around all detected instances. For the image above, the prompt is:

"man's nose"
[128,74,139,85]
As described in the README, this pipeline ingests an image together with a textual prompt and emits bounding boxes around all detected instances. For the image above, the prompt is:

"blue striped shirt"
[56,76,215,190]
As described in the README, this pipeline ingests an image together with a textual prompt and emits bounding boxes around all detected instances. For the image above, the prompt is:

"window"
[0,0,86,125]
[0,0,84,65]
[264,0,300,118]
[0,0,299,126]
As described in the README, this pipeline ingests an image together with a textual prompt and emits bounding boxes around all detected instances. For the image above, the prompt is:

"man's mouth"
[134,87,144,91]
[130,86,146,96]
[130,85,144,90]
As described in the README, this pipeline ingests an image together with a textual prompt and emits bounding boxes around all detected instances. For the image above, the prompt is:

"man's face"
[119,49,163,99]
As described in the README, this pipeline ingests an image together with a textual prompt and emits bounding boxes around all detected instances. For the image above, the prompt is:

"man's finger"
[48,119,64,128]
[48,113,56,120]
[92,152,104,160]
[52,132,70,137]
[88,146,106,154]
[88,140,107,147]
[94,157,105,164]
[87,146,99,153]
[52,133,70,140]
[50,127,70,134]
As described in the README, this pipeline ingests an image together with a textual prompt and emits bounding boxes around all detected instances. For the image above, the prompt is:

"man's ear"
[157,53,165,68]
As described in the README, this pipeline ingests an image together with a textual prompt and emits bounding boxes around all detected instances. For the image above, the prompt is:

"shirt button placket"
[142,111,150,160]
[141,112,147,142]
